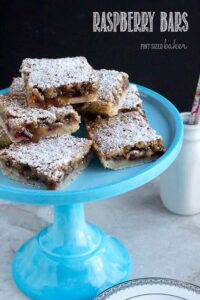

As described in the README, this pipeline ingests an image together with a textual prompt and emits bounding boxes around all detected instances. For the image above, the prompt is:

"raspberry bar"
[0,125,11,149]
[119,84,143,113]
[20,57,99,108]
[0,135,92,190]
[86,111,165,169]
[79,69,129,116]
[0,92,80,143]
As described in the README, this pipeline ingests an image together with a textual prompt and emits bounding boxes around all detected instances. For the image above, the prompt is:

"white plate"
[95,278,200,300]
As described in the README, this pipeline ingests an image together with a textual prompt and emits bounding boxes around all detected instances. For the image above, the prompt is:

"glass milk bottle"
[160,112,200,215]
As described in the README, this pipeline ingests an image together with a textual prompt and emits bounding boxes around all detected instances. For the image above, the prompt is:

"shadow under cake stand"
[0,85,183,300]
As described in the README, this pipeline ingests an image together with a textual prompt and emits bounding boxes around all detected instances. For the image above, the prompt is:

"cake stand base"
[12,204,131,300]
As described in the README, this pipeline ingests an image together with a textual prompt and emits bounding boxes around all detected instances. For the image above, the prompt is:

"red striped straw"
[189,75,200,125]
[195,98,200,124]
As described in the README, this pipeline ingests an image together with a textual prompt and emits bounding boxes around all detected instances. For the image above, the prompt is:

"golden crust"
[0,135,93,190]
[79,69,129,116]
[0,94,81,142]
[86,111,165,169]
[20,57,99,108]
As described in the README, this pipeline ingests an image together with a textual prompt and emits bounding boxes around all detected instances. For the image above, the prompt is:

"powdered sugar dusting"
[87,111,162,154]
[0,94,80,128]
[20,57,98,90]
[0,135,92,181]
[96,69,128,104]
[120,84,142,111]
[0,124,11,148]
[10,77,26,97]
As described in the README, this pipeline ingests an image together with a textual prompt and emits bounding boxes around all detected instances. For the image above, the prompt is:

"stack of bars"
[0,57,165,190]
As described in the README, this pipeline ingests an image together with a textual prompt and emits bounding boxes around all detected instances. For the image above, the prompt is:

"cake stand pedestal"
[13,204,131,300]
[0,84,183,300]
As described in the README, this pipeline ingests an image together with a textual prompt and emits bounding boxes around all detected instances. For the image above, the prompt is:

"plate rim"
[95,277,200,299]
[0,84,183,203]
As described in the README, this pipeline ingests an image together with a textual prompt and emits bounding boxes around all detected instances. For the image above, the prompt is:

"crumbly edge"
[96,69,129,105]
[0,116,80,143]
[26,90,98,108]
[119,84,143,112]
[1,118,80,143]
[0,94,81,142]
[0,139,93,189]
[0,135,93,182]
[79,89,128,117]
[91,137,164,164]
[86,111,165,160]
[119,103,142,113]
[20,57,99,90]
[20,57,99,103]
[0,93,81,124]
[0,150,93,190]
[0,124,11,148]
[10,77,26,97]
[99,155,160,170]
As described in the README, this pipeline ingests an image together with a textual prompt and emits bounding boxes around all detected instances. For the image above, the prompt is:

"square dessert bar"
[119,84,143,113]
[0,85,81,143]
[86,111,165,170]
[0,125,11,149]
[20,57,99,108]
[79,69,129,117]
[0,135,93,190]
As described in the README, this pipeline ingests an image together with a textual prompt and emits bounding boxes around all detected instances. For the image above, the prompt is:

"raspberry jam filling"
[3,114,78,142]
[28,91,97,108]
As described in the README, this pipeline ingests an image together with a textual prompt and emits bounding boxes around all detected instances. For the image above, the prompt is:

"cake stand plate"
[0,84,183,300]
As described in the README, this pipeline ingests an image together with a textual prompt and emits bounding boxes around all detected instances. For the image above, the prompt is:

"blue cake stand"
[0,85,183,300]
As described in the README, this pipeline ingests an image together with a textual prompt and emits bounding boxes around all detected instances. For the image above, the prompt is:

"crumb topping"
[87,111,163,154]
[96,69,129,104]
[0,125,11,147]
[0,135,92,181]
[20,57,98,90]
[120,84,142,110]
[10,77,26,97]
[0,94,80,128]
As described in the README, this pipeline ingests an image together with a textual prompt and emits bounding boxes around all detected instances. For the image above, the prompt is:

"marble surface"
[1,178,200,299]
